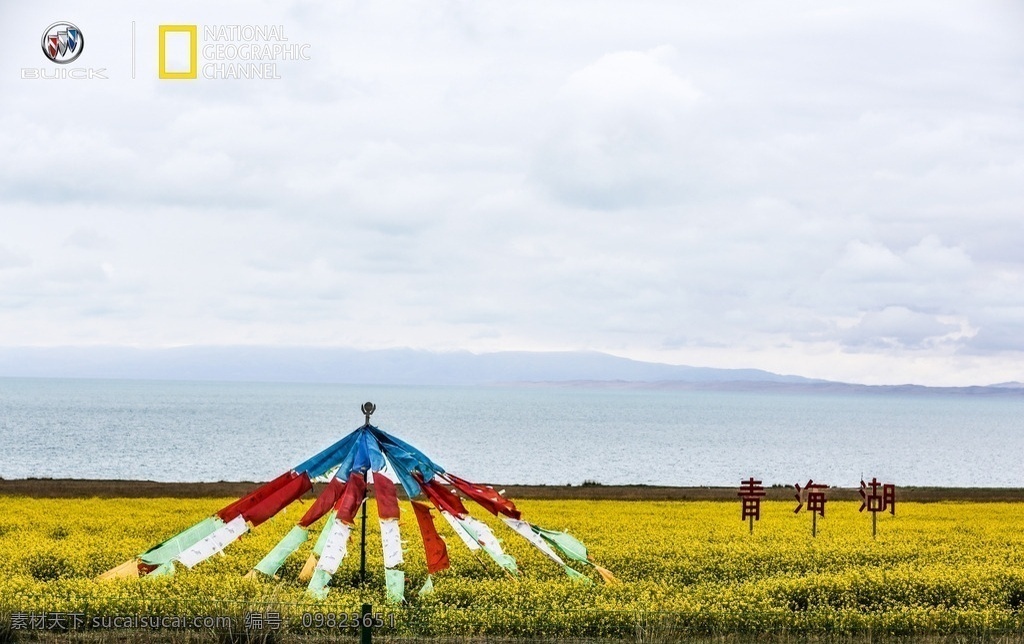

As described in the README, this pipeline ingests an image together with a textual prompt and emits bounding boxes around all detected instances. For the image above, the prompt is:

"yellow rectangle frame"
[158,25,197,79]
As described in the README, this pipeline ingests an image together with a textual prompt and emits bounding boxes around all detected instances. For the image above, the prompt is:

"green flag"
[418,575,434,597]
[490,552,518,574]
[385,568,405,603]
[254,526,308,577]
[312,511,337,556]
[139,517,223,566]
[533,526,589,564]
[307,568,332,600]
[564,565,591,583]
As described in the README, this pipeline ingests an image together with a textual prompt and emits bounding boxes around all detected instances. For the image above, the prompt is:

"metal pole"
[359,400,374,587]
[872,511,877,540]
[360,489,367,585]
[749,515,753,535]
[360,602,372,644]
[358,402,374,644]
[812,511,817,538]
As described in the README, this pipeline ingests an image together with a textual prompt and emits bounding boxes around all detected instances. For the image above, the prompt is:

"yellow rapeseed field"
[2,496,1024,637]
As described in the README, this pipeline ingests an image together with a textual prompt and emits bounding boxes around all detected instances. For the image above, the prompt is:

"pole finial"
[361,401,376,426]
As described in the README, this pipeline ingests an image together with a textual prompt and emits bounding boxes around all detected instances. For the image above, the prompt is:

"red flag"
[373,472,401,520]
[298,477,346,527]
[244,472,312,527]
[412,501,450,574]
[420,477,468,517]
[217,472,296,522]
[445,474,521,519]
[334,471,366,525]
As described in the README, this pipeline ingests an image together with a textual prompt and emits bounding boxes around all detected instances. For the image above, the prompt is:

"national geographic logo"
[158,25,198,79]
[158,24,311,80]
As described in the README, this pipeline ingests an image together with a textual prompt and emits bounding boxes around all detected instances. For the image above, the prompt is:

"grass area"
[2,495,1024,641]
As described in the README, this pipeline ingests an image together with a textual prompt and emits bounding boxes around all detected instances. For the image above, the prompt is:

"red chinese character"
[794,479,827,536]
[859,478,896,515]
[883,484,895,512]
[738,477,766,522]
[793,479,827,517]
[859,478,896,538]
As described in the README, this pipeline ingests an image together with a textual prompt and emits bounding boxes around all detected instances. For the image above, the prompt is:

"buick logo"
[41,22,84,64]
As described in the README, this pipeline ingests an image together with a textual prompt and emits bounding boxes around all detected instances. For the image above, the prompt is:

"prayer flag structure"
[99,403,615,601]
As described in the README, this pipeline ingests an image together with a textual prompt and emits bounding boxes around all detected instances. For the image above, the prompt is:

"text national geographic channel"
[159,24,311,80]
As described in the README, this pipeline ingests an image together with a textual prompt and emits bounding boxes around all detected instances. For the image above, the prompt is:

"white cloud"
[534,46,702,209]
[0,0,1022,385]
[64,228,115,250]
[0,245,31,270]
[836,306,967,351]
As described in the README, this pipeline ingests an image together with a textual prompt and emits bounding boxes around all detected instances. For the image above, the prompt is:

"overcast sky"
[1,1,1022,386]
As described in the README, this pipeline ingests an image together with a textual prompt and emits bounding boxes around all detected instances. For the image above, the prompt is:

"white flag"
[176,516,247,569]
[502,517,565,566]
[463,516,507,555]
[316,518,352,574]
[379,519,404,568]
[440,510,479,550]
[462,516,517,573]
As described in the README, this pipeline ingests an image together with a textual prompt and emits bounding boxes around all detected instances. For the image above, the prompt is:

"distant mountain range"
[0,346,1019,394]
[0,346,816,384]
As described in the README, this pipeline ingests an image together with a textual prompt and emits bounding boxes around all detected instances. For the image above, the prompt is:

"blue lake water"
[1,378,1022,487]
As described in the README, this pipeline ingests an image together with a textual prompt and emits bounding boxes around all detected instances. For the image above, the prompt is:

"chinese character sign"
[794,479,827,536]
[738,477,766,533]
[859,478,895,537]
